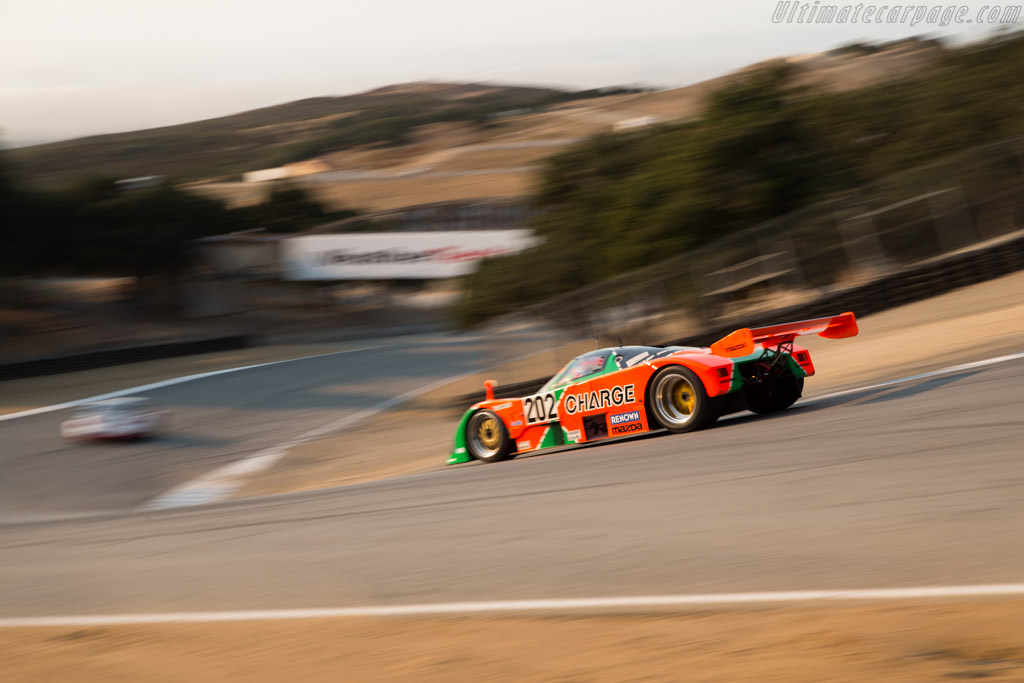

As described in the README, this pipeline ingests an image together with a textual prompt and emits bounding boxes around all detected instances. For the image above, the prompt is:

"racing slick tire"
[466,410,515,463]
[744,375,804,414]
[646,365,723,434]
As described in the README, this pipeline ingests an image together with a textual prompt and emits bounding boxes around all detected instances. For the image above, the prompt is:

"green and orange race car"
[448,312,858,464]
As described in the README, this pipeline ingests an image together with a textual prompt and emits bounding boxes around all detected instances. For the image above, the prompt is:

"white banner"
[280,230,538,280]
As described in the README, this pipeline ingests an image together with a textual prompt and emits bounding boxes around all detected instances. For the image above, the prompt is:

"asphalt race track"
[1,347,1023,619]
[0,338,485,523]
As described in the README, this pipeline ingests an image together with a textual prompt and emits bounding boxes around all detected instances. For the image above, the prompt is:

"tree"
[458,32,1024,326]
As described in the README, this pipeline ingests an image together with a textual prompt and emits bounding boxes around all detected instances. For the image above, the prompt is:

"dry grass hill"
[11,39,943,213]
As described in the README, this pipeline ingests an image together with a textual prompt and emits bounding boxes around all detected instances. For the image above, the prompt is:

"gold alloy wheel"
[467,410,507,460]
[672,380,696,416]
[478,416,501,449]
[654,372,698,427]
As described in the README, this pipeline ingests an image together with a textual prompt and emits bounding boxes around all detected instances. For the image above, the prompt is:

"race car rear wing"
[709,312,858,358]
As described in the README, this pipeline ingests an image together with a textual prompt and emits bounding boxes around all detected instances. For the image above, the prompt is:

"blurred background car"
[60,397,164,441]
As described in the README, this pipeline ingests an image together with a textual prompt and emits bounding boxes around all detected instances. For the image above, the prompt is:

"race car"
[448,312,858,464]
[60,397,164,441]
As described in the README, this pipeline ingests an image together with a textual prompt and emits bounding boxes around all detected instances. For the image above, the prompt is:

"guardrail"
[0,335,249,381]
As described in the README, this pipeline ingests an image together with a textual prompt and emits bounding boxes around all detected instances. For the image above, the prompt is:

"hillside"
[8,38,942,206]
[456,32,1024,326]
[190,38,946,212]
[6,83,597,190]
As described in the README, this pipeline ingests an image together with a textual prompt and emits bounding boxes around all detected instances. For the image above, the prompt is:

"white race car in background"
[60,397,164,441]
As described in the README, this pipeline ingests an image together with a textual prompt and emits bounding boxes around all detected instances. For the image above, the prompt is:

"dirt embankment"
[4,600,1023,682]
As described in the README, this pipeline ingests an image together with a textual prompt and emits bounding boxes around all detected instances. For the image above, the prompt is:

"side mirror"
[483,379,497,401]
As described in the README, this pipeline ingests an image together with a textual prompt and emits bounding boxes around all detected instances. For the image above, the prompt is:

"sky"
[0,0,1011,146]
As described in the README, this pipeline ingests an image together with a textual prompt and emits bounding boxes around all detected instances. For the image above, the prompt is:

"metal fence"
[480,137,1024,369]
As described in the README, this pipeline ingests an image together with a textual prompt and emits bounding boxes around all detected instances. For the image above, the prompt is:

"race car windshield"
[542,352,610,391]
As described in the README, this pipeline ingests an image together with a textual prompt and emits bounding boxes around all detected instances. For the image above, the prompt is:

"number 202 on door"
[524,392,558,424]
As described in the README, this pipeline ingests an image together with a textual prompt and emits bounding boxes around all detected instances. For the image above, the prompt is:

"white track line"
[140,341,573,510]
[141,367,486,510]
[0,345,390,423]
[4,584,1024,627]
[801,350,1024,405]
